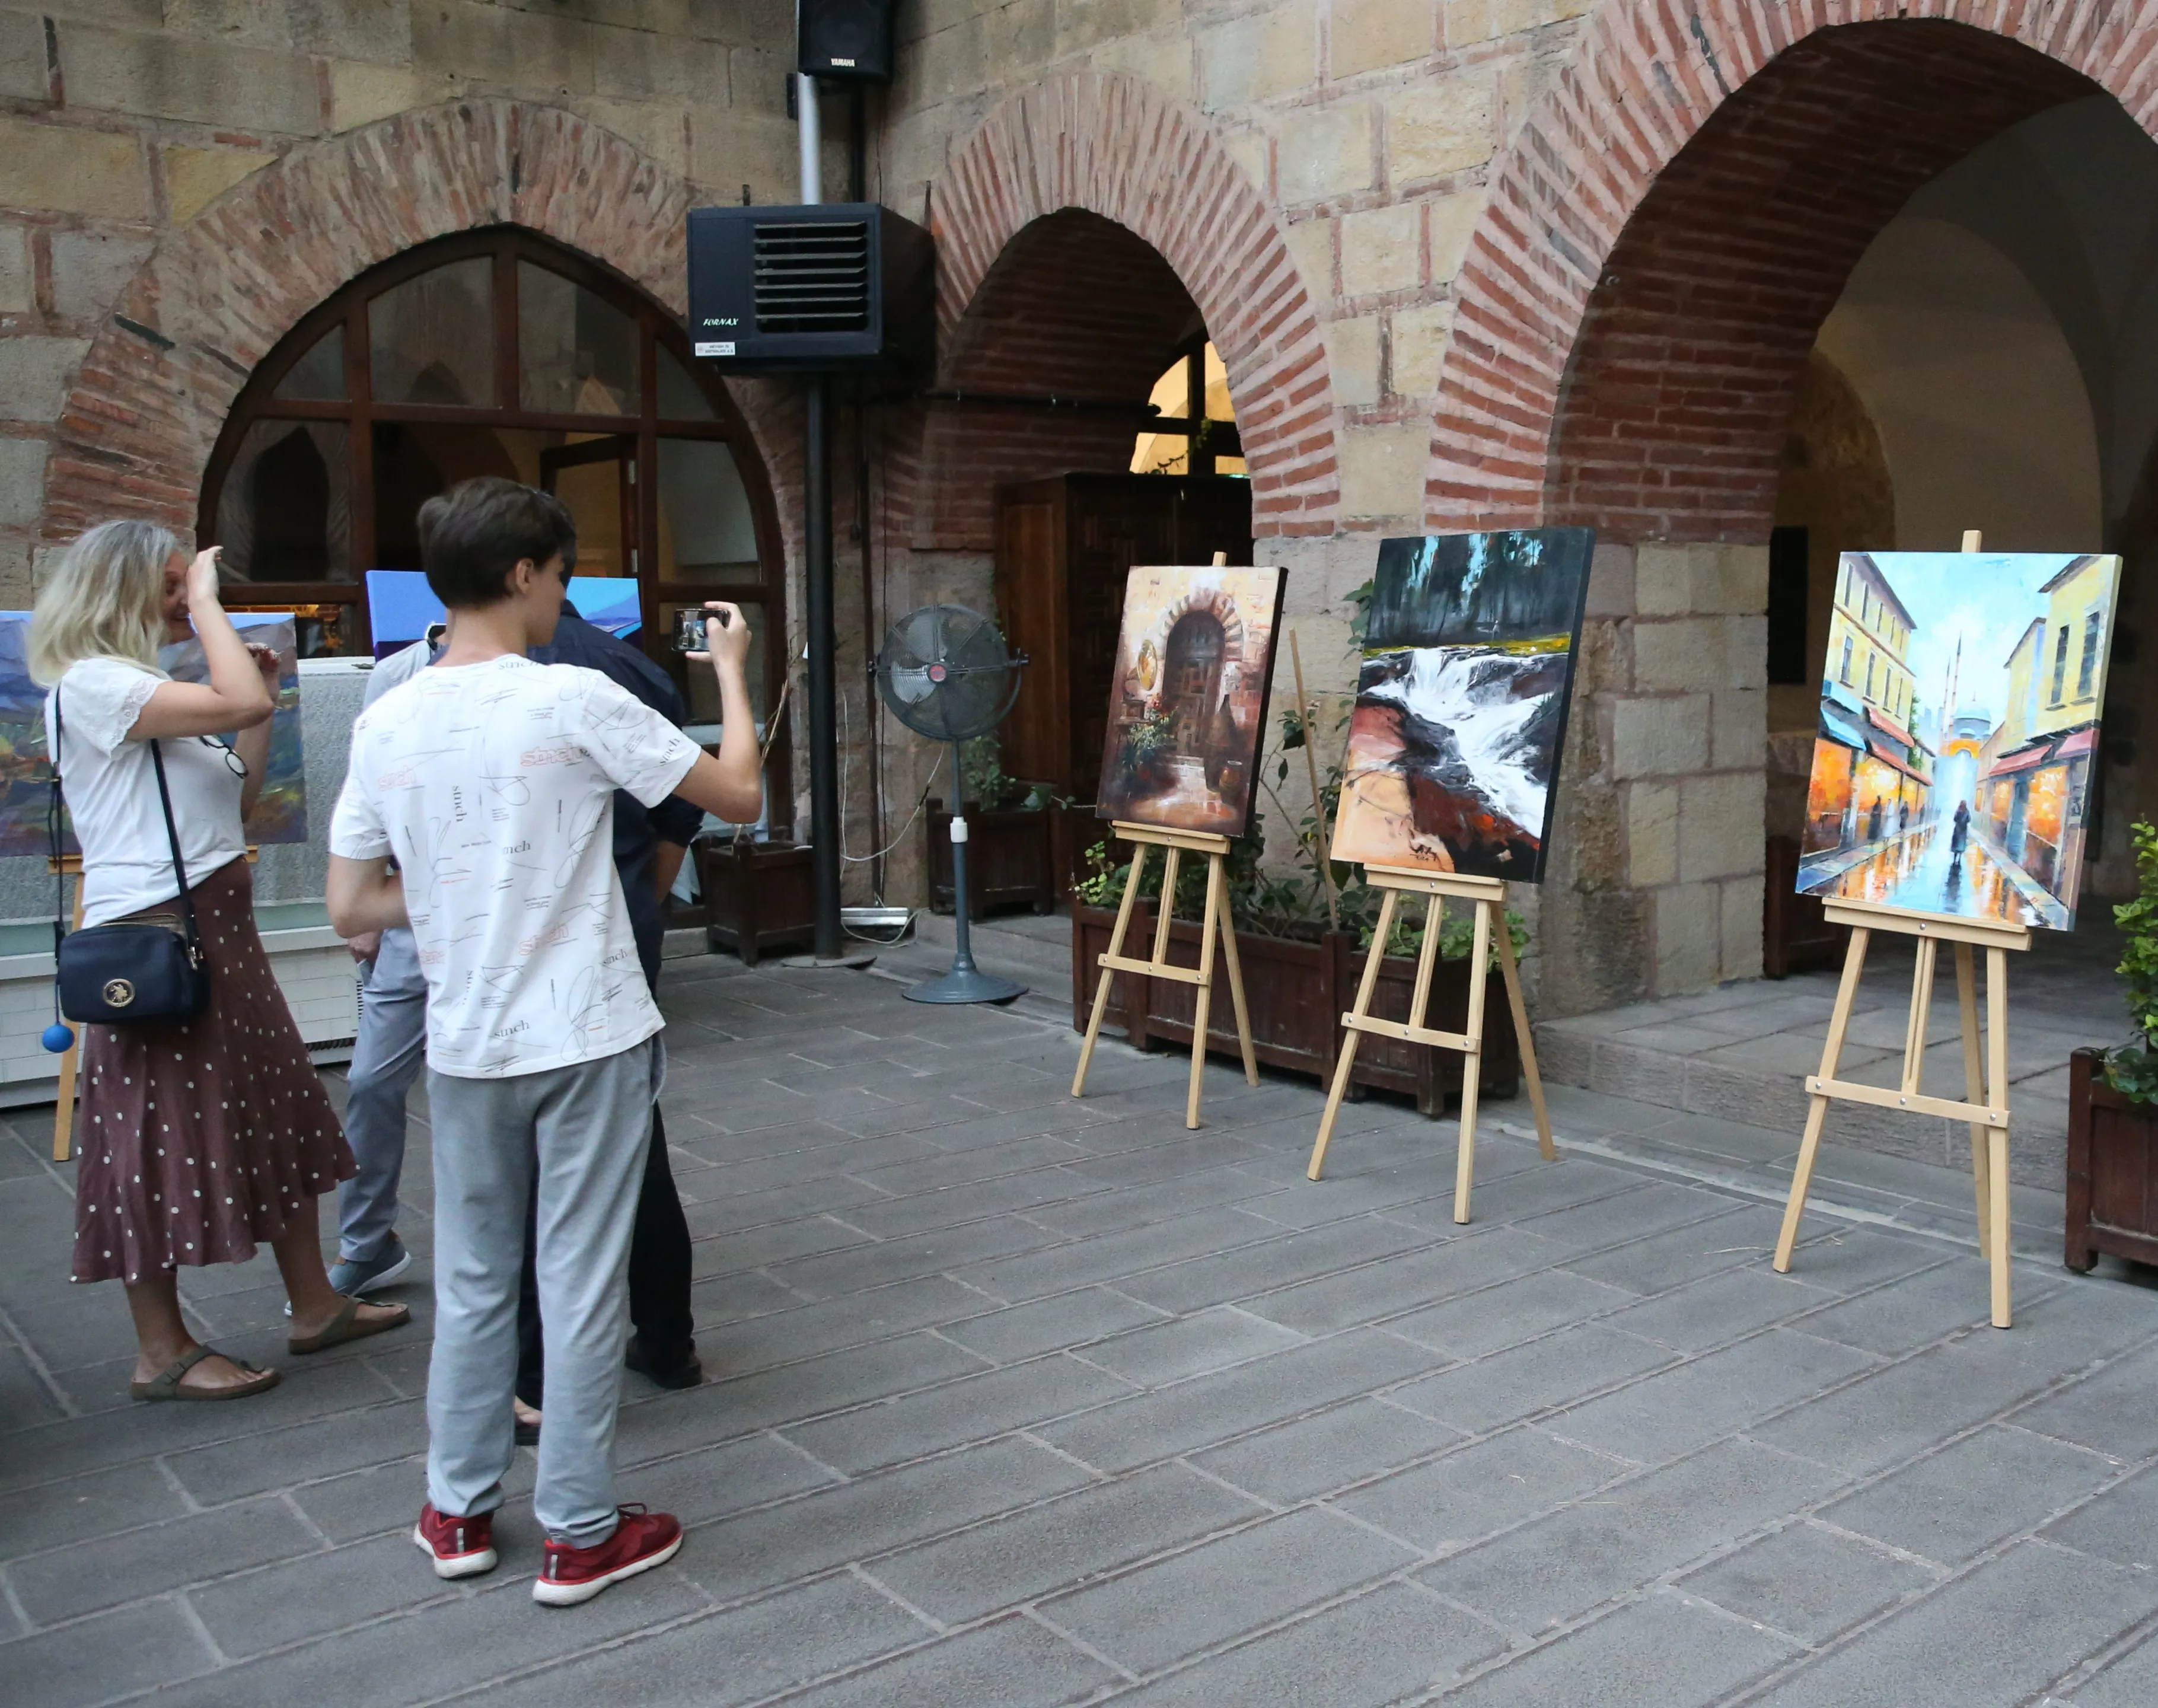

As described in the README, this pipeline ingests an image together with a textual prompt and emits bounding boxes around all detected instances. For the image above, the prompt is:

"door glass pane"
[519,262,638,415]
[548,445,630,576]
[656,345,718,420]
[655,438,757,579]
[1130,432,1188,475]
[667,597,766,726]
[1203,342,1236,422]
[214,419,352,581]
[370,424,576,566]
[369,259,495,406]
[274,325,347,401]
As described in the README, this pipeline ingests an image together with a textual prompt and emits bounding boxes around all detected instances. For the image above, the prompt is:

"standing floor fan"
[874,605,1030,1005]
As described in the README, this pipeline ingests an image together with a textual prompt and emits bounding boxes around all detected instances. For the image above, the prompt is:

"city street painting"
[1796,551,2122,931]
[0,611,306,857]
[1330,529,1595,882]
[1095,563,1288,837]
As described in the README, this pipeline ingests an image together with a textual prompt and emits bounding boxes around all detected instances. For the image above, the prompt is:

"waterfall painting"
[1329,528,1595,882]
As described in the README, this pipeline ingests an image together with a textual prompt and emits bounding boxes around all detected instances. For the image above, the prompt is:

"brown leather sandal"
[131,1346,280,1402]
[288,1296,411,1355]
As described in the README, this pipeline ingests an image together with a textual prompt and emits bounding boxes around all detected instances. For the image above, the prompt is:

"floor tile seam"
[1327,1229,1886,1361]
[0,1506,339,1620]
[1374,1188,1754,1273]
[0,1393,430,1499]
[1507,1121,2064,1260]
[814,1179,1130,1244]
[618,1420,852,1487]
[0,1297,81,1420]
[764,1366,1159,1479]
[0,1577,30,1650]
[1015,1604,1145,1687]
[1710,1532,2131,1708]
[943,1218,1317,1304]
[1690,1445,2158,1699]
[652,1333,1004,1427]
[1057,1326,1316,1392]
[1102,1222,1516,1322]
[2031,1600,2158,1703]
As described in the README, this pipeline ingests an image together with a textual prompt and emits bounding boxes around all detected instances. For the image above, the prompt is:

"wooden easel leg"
[1452,901,1493,1226]
[1954,942,1991,1257]
[1494,909,1554,1160]
[52,875,84,1163]
[1308,890,1398,1181]
[1776,926,1870,1272]
[1985,945,2012,1328]
[1073,845,1149,1099]
[1215,875,1259,1086]
[1186,853,1223,1131]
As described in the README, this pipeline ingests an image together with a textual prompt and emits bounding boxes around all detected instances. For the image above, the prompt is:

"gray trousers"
[425,1039,657,1546]
[338,927,426,1263]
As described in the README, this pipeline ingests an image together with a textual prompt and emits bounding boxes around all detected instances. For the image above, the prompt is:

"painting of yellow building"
[1798,551,2121,931]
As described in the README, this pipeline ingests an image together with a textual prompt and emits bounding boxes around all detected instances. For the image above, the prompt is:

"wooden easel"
[1071,821,1260,1129]
[1306,865,1554,1221]
[1773,900,2027,1325]
[1774,529,2029,1327]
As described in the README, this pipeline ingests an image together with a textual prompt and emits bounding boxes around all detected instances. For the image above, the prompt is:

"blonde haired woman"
[33,521,406,1401]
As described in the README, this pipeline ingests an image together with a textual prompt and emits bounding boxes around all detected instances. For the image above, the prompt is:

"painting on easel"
[1330,528,1595,882]
[1796,552,2122,930]
[1095,563,1288,837]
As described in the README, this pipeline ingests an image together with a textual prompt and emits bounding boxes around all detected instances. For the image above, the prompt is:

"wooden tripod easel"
[1776,530,2031,1327]
[1774,901,2029,1325]
[1072,820,1259,1129]
[1307,866,1554,1220]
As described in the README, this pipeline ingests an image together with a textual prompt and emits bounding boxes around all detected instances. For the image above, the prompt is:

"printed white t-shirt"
[47,657,249,928]
[328,654,702,1079]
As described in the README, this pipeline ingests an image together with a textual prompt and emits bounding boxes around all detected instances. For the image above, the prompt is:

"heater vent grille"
[753,221,871,333]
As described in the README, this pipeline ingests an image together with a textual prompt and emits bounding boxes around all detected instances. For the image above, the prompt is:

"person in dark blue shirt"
[515,600,707,1406]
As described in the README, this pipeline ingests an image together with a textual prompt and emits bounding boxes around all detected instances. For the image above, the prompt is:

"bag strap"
[50,684,204,959]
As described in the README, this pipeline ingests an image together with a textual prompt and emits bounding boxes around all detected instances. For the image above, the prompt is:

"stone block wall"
[0,0,815,602]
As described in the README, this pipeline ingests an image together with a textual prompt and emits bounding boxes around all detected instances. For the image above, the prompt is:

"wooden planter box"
[927,801,1056,916]
[2066,1047,2158,1271]
[1764,834,1848,979]
[1071,904,1520,1117]
[697,838,815,967]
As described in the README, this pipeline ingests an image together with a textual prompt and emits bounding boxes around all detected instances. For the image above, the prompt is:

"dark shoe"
[625,1337,702,1390]
[533,1506,682,1606]
[289,1296,410,1355]
[412,1502,498,1580]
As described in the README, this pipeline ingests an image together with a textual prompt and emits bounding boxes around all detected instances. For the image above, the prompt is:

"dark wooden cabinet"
[994,474,1252,799]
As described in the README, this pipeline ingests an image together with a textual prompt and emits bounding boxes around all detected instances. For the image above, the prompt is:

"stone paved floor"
[6,948,2158,1706]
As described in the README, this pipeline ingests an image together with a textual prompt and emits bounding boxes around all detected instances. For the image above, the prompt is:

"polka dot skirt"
[72,858,355,1286]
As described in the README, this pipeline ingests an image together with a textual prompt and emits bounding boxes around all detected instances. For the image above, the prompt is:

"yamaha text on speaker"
[686,203,932,375]
[798,0,896,82]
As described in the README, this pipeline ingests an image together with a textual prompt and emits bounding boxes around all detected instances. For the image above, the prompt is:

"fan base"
[904,968,1028,1005]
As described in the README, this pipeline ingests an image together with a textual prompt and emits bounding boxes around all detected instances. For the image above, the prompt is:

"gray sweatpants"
[339,927,426,1264]
[424,1039,658,1547]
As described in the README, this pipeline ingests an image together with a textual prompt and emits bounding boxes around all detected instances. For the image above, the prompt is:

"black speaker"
[798,0,895,83]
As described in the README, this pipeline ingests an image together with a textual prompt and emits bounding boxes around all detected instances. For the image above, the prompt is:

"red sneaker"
[412,1503,498,1579]
[532,1505,683,1606]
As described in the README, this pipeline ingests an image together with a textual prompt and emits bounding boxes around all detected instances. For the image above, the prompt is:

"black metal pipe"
[805,374,841,960]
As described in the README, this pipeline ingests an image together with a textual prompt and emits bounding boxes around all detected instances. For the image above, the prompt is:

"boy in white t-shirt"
[327,479,761,1606]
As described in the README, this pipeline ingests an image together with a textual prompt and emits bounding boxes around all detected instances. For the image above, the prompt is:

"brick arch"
[930,71,1338,537]
[40,98,796,553]
[1425,5,2144,542]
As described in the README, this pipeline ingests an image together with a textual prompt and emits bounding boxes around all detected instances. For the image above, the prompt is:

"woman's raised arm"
[130,549,274,740]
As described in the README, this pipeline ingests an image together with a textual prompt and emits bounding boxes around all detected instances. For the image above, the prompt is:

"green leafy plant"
[2108,819,2158,1103]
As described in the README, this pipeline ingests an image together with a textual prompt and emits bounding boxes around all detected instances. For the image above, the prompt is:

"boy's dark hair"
[416,477,578,607]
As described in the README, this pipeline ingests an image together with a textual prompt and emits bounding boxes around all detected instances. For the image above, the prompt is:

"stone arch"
[1424,2,2150,542]
[1143,584,1249,668]
[40,98,796,556]
[929,70,1339,537]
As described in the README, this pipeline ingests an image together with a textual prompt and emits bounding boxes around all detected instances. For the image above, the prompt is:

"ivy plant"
[2108,819,2158,1104]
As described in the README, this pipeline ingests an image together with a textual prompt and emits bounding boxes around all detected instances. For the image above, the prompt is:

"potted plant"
[926,737,1059,916]
[2067,818,2158,1270]
[697,833,815,967]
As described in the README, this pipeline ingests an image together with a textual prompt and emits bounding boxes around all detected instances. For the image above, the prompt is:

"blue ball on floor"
[41,1022,74,1053]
